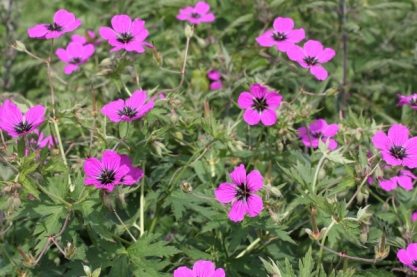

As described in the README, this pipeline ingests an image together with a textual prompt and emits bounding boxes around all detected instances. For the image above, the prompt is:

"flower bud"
[360,232,368,244]
[16,245,35,267]
[180,181,193,193]
[325,88,338,96]
[381,201,390,212]
[184,24,194,38]
[92,268,102,277]
[152,47,163,67]
[99,58,112,67]
[83,265,92,276]
[65,242,77,259]
[12,40,26,52]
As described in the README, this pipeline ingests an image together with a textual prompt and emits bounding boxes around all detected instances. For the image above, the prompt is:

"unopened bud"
[325,88,338,96]
[360,232,368,244]
[152,47,163,67]
[180,181,193,193]
[92,268,102,277]
[65,242,77,259]
[12,40,26,52]
[16,245,35,267]
[184,24,194,38]
[375,245,390,260]
[83,265,92,276]
[99,58,112,67]
[381,201,390,212]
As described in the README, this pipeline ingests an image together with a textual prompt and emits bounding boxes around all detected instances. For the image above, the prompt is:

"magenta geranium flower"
[297,119,339,150]
[398,243,417,271]
[173,260,225,277]
[101,90,155,122]
[99,14,151,53]
[25,130,57,157]
[372,124,417,168]
[27,9,81,39]
[207,70,223,90]
[71,30,101,46]
[176,2,215,24]
[397,94,417,110]
[256,17,305,53]
[56,42,94,74]
[84,150,143,191]
[0,100,45,138]
[378,170,416,191]
[237,84,282,126]
[287,40,336,80]
[215,164,264,222]
[412,211,417,222]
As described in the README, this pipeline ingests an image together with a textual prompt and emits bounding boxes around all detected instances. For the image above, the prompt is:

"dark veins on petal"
[46,23,64,32]
[117,32,134,44]
[14,121,33,134]
[70,57,82,64]
[236,184,250,201]
[409,97,417,106]
[390,145,407,159]
[413,260,417,267]
[303,56,318,66]
[272,32,287,41]
[117,106,138,118]
[252,97,268,112]
[311,131,323,138]
[97,169,116,185]
[190,12,201,19]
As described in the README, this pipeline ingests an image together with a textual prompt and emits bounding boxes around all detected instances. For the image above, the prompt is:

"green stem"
[139,161,145,237]
[235,231,269,258]
[53,120,73,191]
[316,220,336,277]
[113,209,136,242]
[37,184,71,208]
[312,152,328,194]
[247,127,264,169]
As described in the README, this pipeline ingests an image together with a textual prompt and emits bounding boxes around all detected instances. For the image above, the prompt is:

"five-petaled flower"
[0,100,45,138]
[56,42,95,74]
[101,90,155,122]
[287,40,336,80]
[25,129,57,157]
[237,83,282,126]
[215,164,264,222]
[99,14,152,53]
[84,150,143,191]
[173,260,225,277]
[397,94,417,110]
[176,2,215,24]
[28,9,81,39]
[297,119,339,150]
[397,243,417,271]
[378,170,416,191]
[372,124,417,168]
[207,70,223,90]
[256,17,305,53]
[71,30,101,46]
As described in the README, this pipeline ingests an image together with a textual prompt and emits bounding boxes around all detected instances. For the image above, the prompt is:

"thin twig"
[316,241,382,263]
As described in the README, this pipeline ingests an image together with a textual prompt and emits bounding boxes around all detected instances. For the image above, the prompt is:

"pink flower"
[397,243,417,271]
[215,164,264,222]
[397,94,417,110]
[173,260,225,277]
[207,70,223,90]
[101,90,155,122]
[256,17,305,53]
[287,40,336,80]
[412,211,417,222]
[237,84,282,126]
[28,9,81,39]
[0,100,45,138]
[71,30,101,46]
[84,150,143,191]
[372,124,417,168]
[55,42,94,74]
[99,14,152,53]
[176,2,215,24]
[378,170,416,191]
[297,119,339,150]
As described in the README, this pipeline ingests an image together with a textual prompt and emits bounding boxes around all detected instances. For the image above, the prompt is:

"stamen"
[97,169,116,185]
[117,106,138,118]
[117,32,134,44]
[390,145,407,159]
[13,121,33,134]
[252,98,268,112]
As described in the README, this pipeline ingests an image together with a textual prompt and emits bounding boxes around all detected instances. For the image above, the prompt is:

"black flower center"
[412,260,417,267]
[98,169,116,185]
[236,185,250,201]
[311,131,323,138]
[272,32,287,41]
[390,145,407,159]
[303,56,318,66]
[46,23,64,32]
[409,97,417,106]
[70,57,82,64]
[190,12,201,19]
[252,97,268,112]
[117,32,134,44]
[14,121,33,134]
[117,106,138,118]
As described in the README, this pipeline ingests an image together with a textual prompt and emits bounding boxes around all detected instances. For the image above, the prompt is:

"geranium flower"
[297,119,339,150]
[215,164,264,222]
[397,243,417,271]
[55,42,94,74]
[237,83,282,126]
[84,150,143,191]
[176,2,215,24]
[71,30,101,46]
[256,17,305,53]
[101,90,155,122]
[287,40,336,80]
[412,211,417,222]
[173,260,225,277]
[207,70,223,90]
[99,14,152,53]
[372,124,417,168]
[28,9,81,39]
[397,94,417,110]
[25,130,57,157]
[378,170,416,191]
[0,100,45,138]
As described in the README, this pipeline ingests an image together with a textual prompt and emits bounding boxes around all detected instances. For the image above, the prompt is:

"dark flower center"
[413,260,417,267]
[311,131,323,138]
[46,23,64,32]
[117,106,138,118]
[190,12,201,19]
[303,56,318,66]
[14,121,33,134]
[117,32,134,44]
[70,57,82,64]
[98,169,116,185]
[390,145,407,159]
[236,185,250,201]
[409,97,417,106]
[272,32,287,41]
[252,97,268,112]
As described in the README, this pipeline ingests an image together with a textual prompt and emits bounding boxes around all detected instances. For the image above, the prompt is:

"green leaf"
[259,256,281,275]
[299,247,315,277]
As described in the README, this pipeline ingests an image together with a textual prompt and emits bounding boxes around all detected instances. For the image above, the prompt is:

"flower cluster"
[297,119,339,150]
[176,2,215,25]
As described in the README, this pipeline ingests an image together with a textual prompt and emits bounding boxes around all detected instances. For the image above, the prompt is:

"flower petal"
[255,30,276,47]
[310,65,328,80]
[379,178,397,191]
[304,40,323,58]
[228,200,247,222]
[126,90,146,110]
[132,102,154,120]
[56,48,71,63]
[323,123,339,137]
[111,14,132,34]
[265,92,282,108]
[54,9,75,27]
[199,14,215,23]
[380,150,402,166]
[243,109,261,125]
[316,48,336,63]
[210,268,226,277]
[173,267,193,277]
[64,64,79,74]
[246,170,263,192]
[125,40,146,53]
[246,194,263,217]
[25,105,45,130]
[249,84,267,99]
[215,183,237,203]
[101,150,121,171]
[210,81,223,90]
[238,92,254,109]
[260,109,276,126]
[397,249,412,266]
[84,157,103,177]
[407,243,417,259]
[273,17,294,33]
[230,164,246,186]
[28,24,49,38]
[194,1,210,14]
[286,45,305,63]
[286,28,305,43]
[99,26,118,41]
[388,124,409,146]
[193,260,215,277]
[130,19,146,38]
[101,99,125,122]
[397,175,413,190]
[372,131,390,151]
